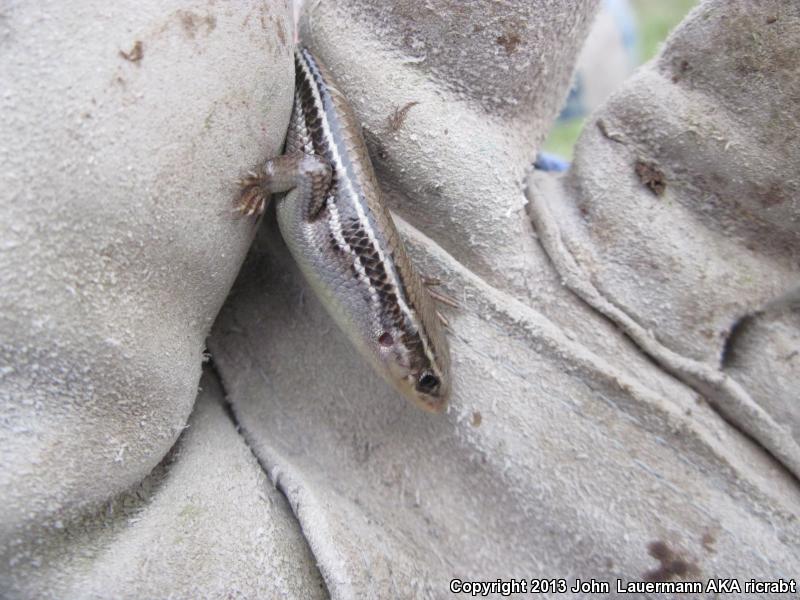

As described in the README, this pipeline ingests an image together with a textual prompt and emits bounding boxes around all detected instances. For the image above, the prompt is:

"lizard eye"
[417,372,440,394]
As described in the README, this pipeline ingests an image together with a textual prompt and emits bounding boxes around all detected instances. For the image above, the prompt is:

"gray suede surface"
[0,0,300,596]
[3,369,326,599]
[2,0,798,598]
[527,0,800,480]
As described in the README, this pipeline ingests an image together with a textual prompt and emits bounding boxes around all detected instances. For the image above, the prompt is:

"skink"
[239,46,451,412]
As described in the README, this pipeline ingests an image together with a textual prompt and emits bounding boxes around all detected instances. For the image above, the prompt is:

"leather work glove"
[2,0,798,597]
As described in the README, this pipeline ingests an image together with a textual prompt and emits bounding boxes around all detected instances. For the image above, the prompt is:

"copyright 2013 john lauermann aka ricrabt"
[449,577,797,596]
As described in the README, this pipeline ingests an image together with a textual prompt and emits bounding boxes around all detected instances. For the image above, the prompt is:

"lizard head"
[377,325,451,413]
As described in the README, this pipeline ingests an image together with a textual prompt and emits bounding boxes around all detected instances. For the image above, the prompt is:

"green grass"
[541,116,586,159]
[632,0,699,62]
[541,0,698,159]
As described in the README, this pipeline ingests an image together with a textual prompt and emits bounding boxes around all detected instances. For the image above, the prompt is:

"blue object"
[534,152,570,172]
[557,0,638,124]
[543,0,639,169]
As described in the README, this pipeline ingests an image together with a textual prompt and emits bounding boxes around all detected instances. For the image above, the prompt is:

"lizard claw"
[425,284,460,309]
[235,171,268,218]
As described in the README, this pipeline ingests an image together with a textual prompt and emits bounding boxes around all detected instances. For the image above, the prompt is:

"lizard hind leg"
[290,153,333,220]
[236,153,332,221]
